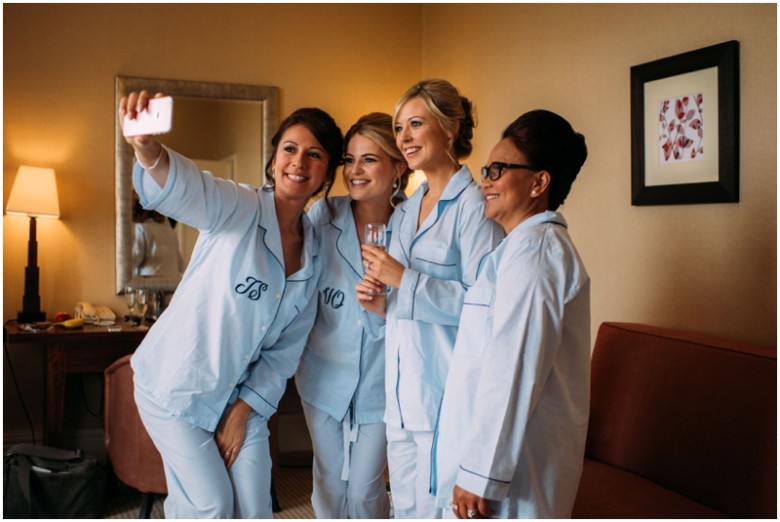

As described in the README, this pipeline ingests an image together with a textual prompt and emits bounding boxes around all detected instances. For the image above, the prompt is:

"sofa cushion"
[572,458,726,519]
[584,322,776,518]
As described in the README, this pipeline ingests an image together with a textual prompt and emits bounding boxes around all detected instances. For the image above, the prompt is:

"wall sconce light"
[5,165,60,323]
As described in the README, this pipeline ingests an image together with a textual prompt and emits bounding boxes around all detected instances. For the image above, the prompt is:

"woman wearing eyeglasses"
[435,110,590,519]
[358,79,504,518]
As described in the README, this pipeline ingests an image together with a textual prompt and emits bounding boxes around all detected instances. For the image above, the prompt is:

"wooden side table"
[5,322,148,446]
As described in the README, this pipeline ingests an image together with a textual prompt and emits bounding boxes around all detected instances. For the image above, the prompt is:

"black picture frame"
[631,40,739,205]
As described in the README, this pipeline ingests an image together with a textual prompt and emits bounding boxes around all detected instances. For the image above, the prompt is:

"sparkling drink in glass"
[363,223,387,295]
[125,286,139,325]
[364,223,386,250]
[136,289,149,323]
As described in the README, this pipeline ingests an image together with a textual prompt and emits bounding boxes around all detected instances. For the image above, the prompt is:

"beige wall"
[3,4,776,438]
[421,3,776,346]
[3,3,423,439]
[3,3,422,322]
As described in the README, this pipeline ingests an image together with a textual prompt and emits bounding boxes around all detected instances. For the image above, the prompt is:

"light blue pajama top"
[295,196,388,425]
[384,165,505,432]
[434,211,591,518]
[130,147,321,432]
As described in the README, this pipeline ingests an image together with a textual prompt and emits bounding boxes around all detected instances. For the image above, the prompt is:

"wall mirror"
[115,76,279,294]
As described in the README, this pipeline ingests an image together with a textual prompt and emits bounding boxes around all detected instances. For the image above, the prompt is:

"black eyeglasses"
[480,162,537,182]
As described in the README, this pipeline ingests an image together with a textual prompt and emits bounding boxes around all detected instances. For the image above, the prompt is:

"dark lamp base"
[17,310,47,324]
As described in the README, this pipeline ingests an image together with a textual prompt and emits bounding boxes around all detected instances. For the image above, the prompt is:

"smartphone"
[123,96,173,137]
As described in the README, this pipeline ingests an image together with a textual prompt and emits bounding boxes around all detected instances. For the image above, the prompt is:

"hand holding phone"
[123,96,173,137]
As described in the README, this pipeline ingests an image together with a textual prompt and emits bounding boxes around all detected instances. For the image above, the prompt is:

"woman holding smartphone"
[358,79,504,518]
[121,91,343,518]
[296,112,411,518]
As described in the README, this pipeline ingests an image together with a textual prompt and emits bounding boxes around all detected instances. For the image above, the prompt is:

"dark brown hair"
[264,107,344,199]
[502,110,587,210]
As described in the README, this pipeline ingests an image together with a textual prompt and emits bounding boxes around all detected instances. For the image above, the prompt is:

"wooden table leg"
[44,343,66,447]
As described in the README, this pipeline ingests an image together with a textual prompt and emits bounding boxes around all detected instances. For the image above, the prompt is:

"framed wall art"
[630,40,739,205]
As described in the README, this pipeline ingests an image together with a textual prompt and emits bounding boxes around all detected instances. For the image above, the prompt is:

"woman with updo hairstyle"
[121,92,343,518]
[435,109,590,519]
[394,78,477,163]
[296,112,410,518]
[358,80,504,519]
[501,109,587,211]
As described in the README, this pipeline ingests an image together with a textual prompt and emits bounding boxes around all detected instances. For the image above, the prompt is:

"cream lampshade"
[6,166,60,218]
[6,166,61,323]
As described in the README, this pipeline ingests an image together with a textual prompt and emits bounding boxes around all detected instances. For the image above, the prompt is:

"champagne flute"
[124,286,138,325]
[364,223,387,250]
[363,223,387,296]
[136,289,149,323]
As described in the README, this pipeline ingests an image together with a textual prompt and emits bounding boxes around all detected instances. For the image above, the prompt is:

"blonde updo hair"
[392,79,476,163]
[345,112,412,199]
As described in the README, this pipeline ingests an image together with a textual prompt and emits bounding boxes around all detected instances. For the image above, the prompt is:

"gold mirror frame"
[115,75,278,294]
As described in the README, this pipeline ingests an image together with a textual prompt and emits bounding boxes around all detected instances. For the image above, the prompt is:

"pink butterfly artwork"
[658,92,704,163]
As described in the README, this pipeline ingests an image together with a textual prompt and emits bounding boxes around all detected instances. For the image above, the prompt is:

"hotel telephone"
[74,302,116,325]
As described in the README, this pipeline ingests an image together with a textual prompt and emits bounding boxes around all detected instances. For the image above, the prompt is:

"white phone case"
[123,96,173,137]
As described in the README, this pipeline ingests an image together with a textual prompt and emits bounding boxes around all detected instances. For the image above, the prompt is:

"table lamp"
[5,165,60,323]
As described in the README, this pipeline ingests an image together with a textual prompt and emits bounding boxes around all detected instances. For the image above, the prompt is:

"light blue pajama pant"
[302,401,390,519]
[386,425,440,519]
[134,387,273,518]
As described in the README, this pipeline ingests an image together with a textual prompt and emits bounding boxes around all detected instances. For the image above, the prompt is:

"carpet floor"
[103,464,315,519]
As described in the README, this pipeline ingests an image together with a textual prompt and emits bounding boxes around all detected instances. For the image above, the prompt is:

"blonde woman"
[359,80,505,518]
[297,113,411,518]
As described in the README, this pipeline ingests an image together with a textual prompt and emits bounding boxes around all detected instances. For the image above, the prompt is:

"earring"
[390,179,401,208]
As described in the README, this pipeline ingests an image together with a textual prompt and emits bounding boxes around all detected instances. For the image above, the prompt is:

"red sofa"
[572,322,776,519]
